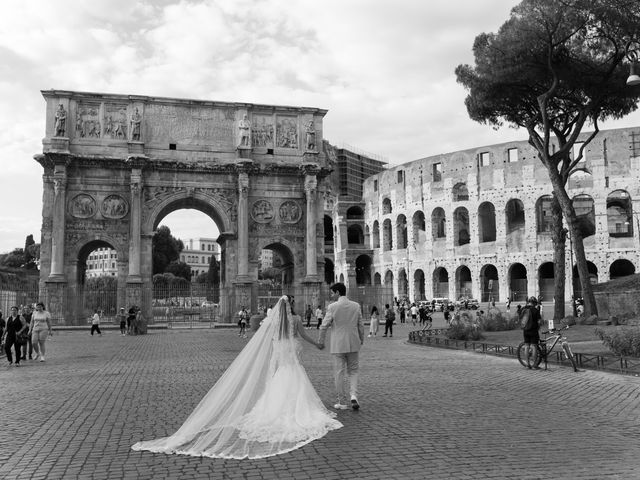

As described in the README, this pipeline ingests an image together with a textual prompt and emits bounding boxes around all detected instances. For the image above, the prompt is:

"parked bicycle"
[517,323,579,372]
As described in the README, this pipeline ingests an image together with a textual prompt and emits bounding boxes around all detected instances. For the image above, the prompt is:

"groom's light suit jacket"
[318,296,364,354]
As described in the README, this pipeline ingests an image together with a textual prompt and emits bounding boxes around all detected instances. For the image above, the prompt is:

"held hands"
[316,342,325,350]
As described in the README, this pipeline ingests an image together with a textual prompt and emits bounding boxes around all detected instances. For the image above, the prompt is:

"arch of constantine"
[35,90,331,324]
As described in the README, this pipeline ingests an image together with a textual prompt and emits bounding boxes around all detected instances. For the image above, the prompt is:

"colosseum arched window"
[538,262,555,302]
[372,221,380,248]
[506,199,526,251]
[324,258,335,284]
[571,262,598,297]
[536,195,554,233]
[382,198,392,214]
[384,269,394,285]
[452,182,469,202]
[347,224,364,244]
[568,169,593,189]
[412,210,426,245]
[324,215,334,244]
[607,190,633,237]
[453,207,470,246]
[432,267,449,298]
[396,214,408,249]
[374,272,382,285]
[346,206,364,219]
[572,194,596,238]
[355,254,372,285]
[431,207,446,240]
[455,265,472,299]
[478,202,496,243]
[610,259,635,279]
[480,264,499,302]
[508,262,528,301]
[413,269,426,301]
[382,219,393,251]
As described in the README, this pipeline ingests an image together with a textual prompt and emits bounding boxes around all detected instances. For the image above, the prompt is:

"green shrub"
[479,308,519,331]
[447,312,484,341]
[595,326,640,357]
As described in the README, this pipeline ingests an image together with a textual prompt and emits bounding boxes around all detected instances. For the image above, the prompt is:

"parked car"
[432,298,448,312]
[455,297,480,310]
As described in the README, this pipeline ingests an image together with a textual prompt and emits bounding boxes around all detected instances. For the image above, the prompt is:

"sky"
[1,0,640,254]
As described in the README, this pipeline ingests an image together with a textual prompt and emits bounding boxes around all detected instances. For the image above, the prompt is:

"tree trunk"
[547,172,598,317]
[550,194,566,320]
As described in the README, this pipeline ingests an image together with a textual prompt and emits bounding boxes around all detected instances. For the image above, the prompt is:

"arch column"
[48,160,68,281]
[236,164,251,282]
[127,164,143,282]
[304,172,319,280]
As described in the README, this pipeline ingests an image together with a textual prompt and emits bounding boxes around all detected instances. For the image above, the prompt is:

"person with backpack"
[383,304,395,337]
[521,296,543,369]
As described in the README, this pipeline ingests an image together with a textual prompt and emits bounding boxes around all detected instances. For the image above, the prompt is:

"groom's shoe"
[333,403,349,410]
[350,397,360,410]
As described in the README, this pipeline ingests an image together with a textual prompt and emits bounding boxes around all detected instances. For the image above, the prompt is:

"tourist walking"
[127,307,136,334]
[368,305,379,337]
[318,282,365,410]
[21,305,33,360]
[521,297,543,369]
[118,308,127,336]
[305,305,313,328]
[3,306,27,366]
[238,306,248,338]
[30,302,52,362]
[383,304,395,337]
[90,309,102,336]
[315,305,323,329]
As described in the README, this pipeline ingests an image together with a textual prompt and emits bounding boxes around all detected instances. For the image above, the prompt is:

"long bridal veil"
[132,295,342,459]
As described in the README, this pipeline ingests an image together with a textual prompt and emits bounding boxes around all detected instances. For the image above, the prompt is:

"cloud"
[1,0,639,253]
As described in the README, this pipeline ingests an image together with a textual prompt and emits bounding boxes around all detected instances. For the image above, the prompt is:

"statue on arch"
[54,104,67,137]
[238,114,251,148]
[130,108,142,141]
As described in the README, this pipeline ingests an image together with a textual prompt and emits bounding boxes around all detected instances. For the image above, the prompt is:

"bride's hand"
[316,342,324,350]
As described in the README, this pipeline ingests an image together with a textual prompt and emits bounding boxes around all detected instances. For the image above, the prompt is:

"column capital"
[300,162,320,177]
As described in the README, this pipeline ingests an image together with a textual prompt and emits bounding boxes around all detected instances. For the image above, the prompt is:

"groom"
[318,282,364,410]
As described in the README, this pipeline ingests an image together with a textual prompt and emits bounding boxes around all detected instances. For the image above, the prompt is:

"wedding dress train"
[132,297,342,459]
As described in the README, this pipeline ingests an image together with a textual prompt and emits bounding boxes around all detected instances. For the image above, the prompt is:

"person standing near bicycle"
[521,296,543,369]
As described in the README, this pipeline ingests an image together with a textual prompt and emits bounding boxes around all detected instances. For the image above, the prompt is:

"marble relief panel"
[75,104,101,138]
[104,104,128,139]
[276,116,298,149]
[251,114,274,148]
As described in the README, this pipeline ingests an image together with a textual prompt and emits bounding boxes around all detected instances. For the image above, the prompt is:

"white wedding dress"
[132,296,342,459]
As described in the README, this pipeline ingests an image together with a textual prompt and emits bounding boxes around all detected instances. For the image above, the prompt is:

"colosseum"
[333,126,640,307]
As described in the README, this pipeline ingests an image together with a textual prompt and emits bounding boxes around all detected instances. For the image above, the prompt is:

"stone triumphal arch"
[35,90,330,325]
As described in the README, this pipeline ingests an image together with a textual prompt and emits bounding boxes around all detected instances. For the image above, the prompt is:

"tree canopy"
[456,0,640,317]
[152,225,184,275]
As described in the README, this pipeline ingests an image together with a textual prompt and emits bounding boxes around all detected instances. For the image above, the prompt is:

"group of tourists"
[0,302,52,366]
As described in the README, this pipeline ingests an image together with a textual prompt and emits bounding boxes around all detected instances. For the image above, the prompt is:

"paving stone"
[1,324,640,479]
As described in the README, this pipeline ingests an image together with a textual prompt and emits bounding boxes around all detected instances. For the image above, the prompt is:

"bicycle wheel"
[517,342,542,368]
[562,343,579,372]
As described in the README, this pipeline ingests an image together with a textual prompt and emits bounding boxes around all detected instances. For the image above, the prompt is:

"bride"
[132,295,342,459]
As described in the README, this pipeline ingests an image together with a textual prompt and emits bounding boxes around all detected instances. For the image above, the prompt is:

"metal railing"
[408,330,640,376]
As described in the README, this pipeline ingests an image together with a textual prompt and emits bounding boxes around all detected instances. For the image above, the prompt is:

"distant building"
[334,144,387,200]
[86,247,117,278]
[180,238,220,280]
[259,249,274,270]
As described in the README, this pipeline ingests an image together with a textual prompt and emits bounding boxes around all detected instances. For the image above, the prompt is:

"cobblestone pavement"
[2,321,640,480]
